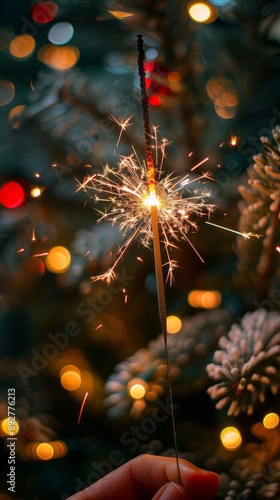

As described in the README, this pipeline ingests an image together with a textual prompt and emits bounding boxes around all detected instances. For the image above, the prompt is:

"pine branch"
[236,126,280,300]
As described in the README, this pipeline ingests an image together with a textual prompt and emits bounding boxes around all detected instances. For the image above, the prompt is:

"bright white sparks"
[76,137,214,284]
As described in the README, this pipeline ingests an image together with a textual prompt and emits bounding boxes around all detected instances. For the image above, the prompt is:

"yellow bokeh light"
[45,246,71,273]
[36,442,54,460]
[60,365,81,391]
[127,379,147,400]
[263,412,279,429]
[27,440,67,459]
[1,418,19,436]
[37,44,79,70]
[220,426,242,451]
[9,35,35,58]
[166,315,182,334]
[187,290,221,309]
[188,2,217,23]
[30,187,42,198]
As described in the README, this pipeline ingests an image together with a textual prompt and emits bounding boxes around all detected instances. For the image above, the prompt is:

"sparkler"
[76,34,214,484]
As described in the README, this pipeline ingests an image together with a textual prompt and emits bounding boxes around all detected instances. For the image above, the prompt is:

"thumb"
[152,481,191,500]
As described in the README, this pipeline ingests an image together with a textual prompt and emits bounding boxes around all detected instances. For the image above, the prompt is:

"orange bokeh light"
[187,290,221,309]
[9,35,35,59]
[38,44,80,70]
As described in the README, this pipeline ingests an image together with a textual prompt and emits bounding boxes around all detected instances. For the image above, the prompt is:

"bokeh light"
[148,95,161,106]
[263,412,279,429]
[9,35,35,59]
[166,315,182,334]
[8,104,26,129]
[212,0,230,4]
[32,2,59,24]
[127,379,147,399]
[1,418,20,436]
[0,181,25,208]
[27,440,67,459]
[48,22,74,45]
[38,44,80,70]
[35,442,54,460]
[45,246,71,273]
[187,290,221,308]
[206,76,238,119]
[30,187,42,198]
[220,426,242,451]
[187,2,218,23]
[0,81,15,106]
[146,48,158,59]
[168,71,180,83]
[60,365,81,391]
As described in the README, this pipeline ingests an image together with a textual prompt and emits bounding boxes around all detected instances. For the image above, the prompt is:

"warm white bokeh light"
[220,426,242,451]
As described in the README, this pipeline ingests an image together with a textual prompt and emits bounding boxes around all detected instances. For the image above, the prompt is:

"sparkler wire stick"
[137,34,182,484]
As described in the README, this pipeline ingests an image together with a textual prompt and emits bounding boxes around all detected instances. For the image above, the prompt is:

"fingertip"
[186,469,220,499]
[153,481,191,500]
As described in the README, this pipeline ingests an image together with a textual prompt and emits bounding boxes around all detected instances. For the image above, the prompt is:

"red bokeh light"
[144,61,155,72]
[0,181,25,208]
[32,2,59,24]
[145,77,152,89]
[148,95,161,107]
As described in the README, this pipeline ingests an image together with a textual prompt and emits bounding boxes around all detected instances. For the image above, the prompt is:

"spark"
[78,392,88,424]
[17,248,25,253]
[32,252,48,257]
[95,324,102,330]
[206,221,262,239]
[191,156,209,171]
[77,138,214,284]
[137,256,143,262]
[230,134,238,146]
[31,228,36,241]
[109,115,133,147]
[83,250,90,258]
[276,246,280,253]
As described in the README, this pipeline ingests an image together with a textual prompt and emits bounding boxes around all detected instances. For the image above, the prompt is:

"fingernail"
[158,481,187,499]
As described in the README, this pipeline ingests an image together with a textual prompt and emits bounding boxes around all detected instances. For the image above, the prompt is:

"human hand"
[68,454,220,499]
